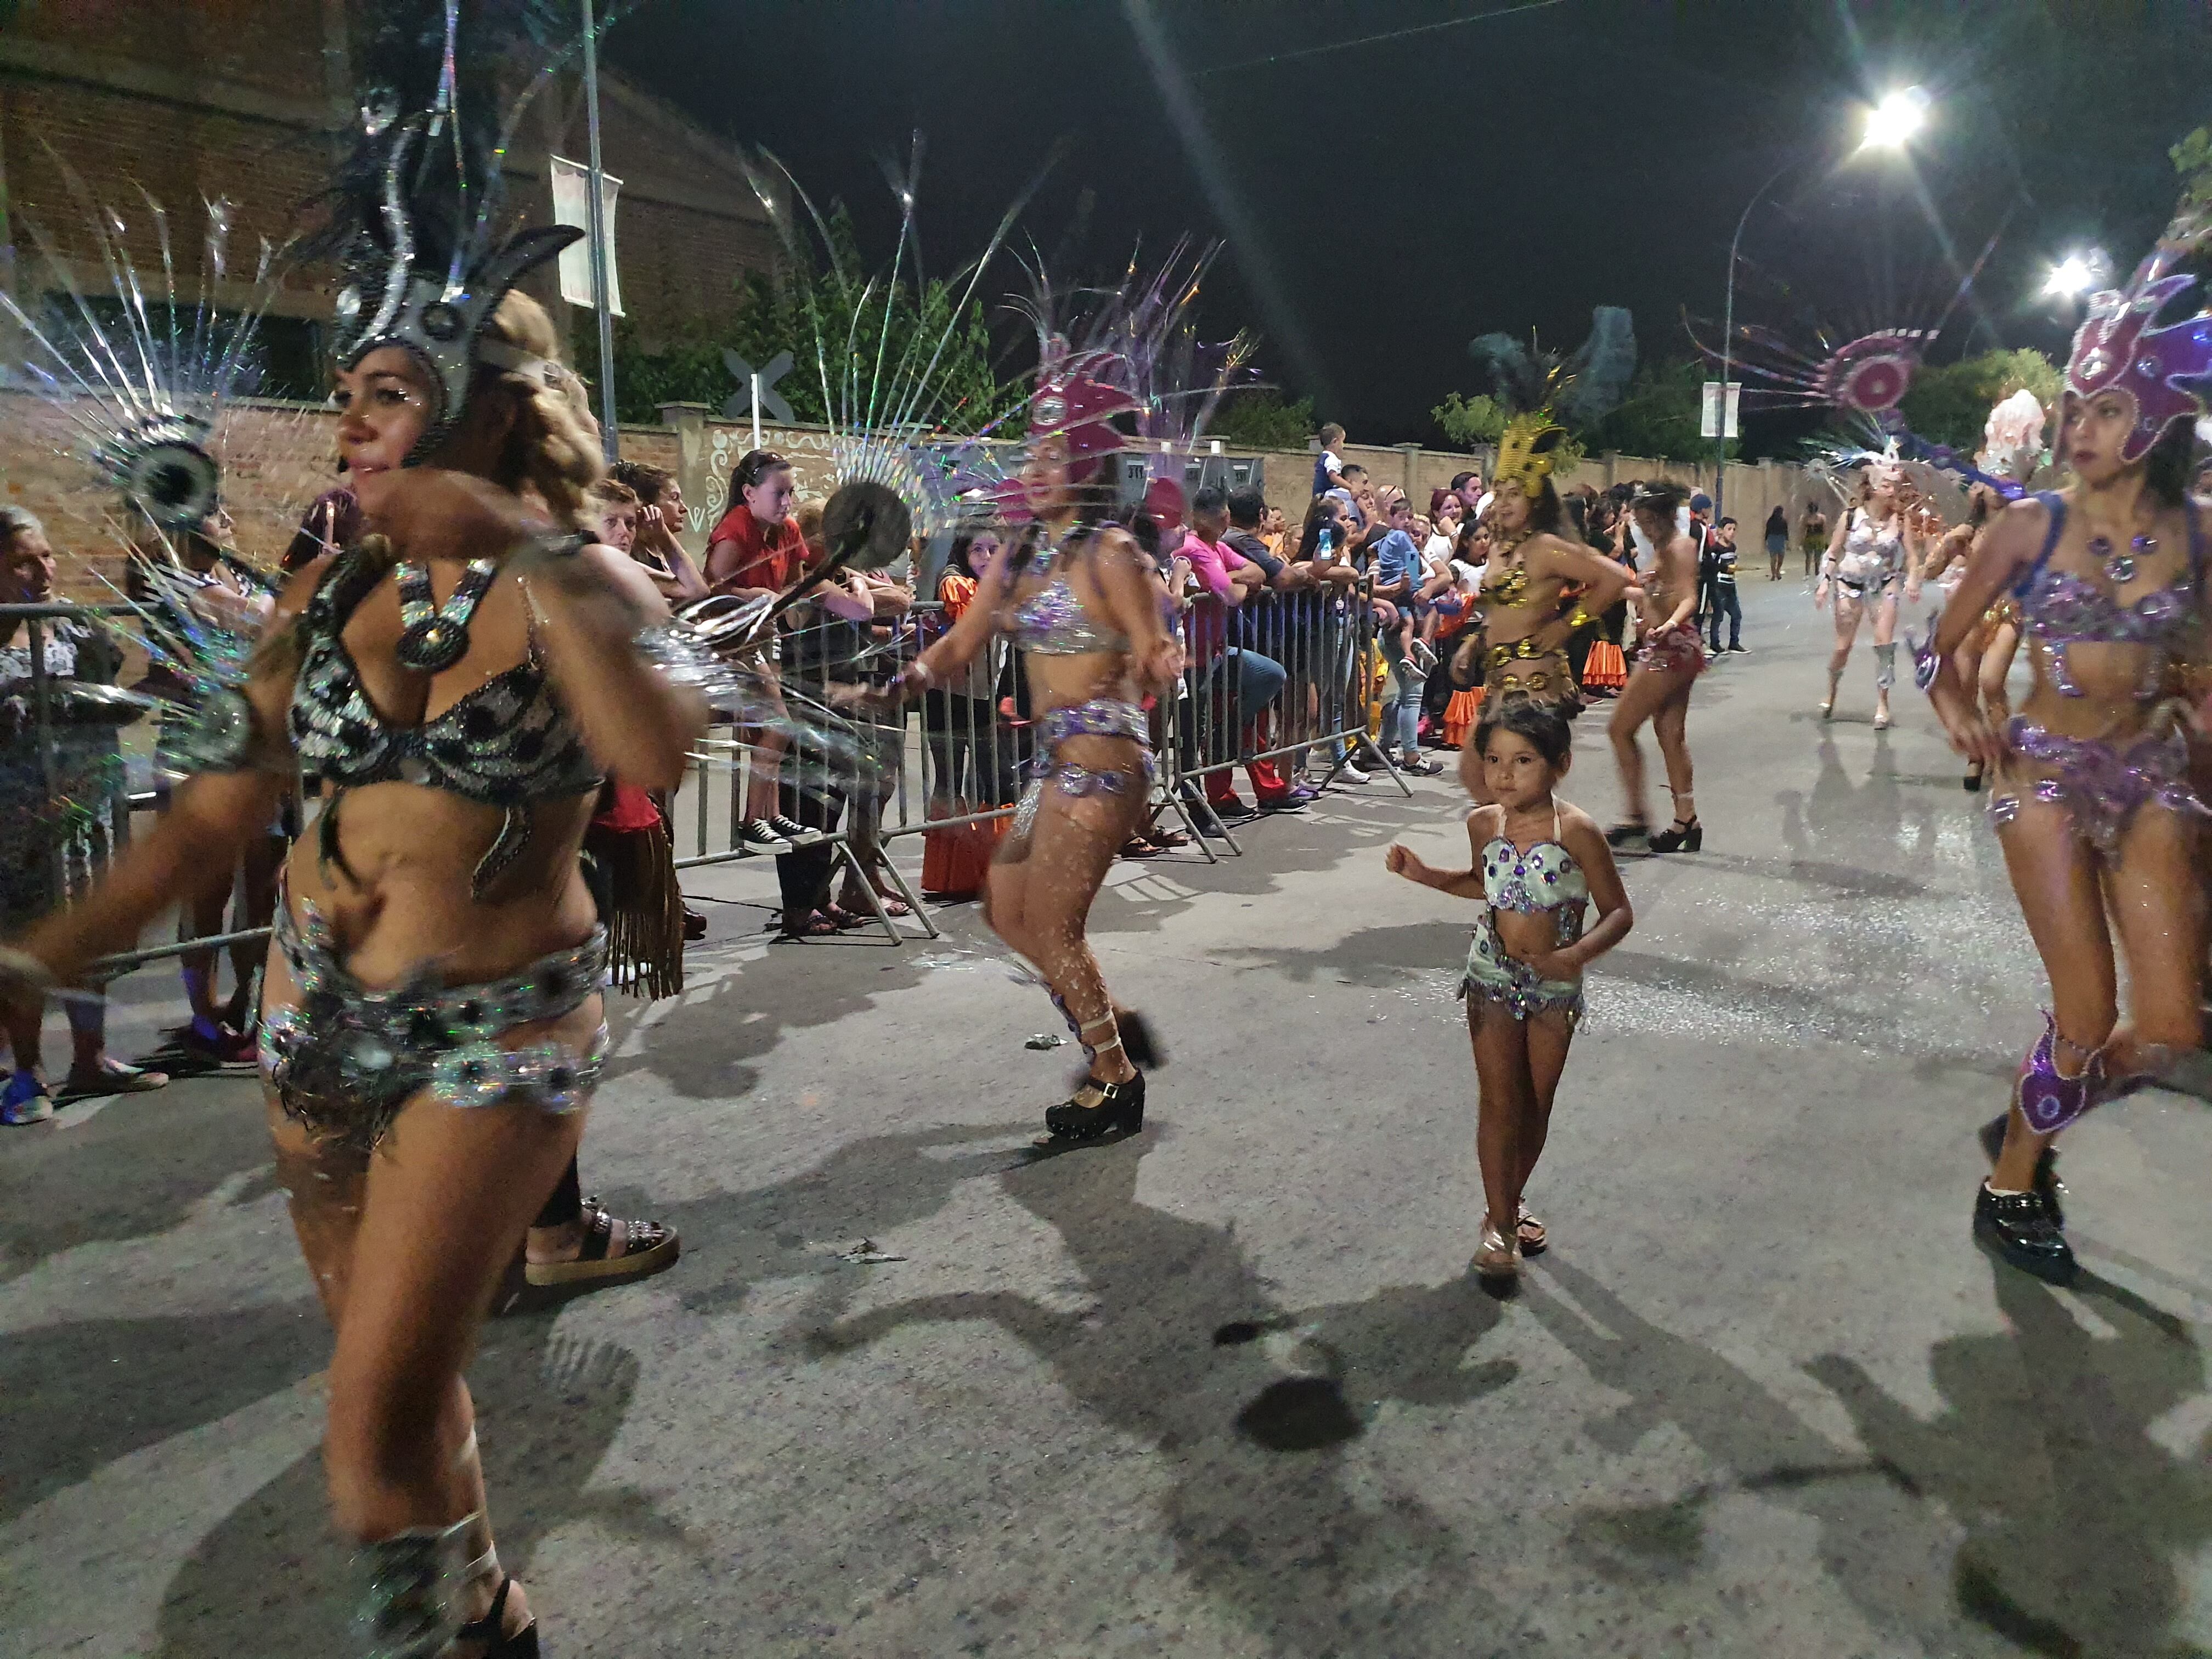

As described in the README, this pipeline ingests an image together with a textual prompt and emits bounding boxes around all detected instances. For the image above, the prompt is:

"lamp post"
[1714,87,1929,523]
[580,0,619,462]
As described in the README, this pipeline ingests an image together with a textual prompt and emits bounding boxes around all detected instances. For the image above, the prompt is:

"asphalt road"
[4,576,2208,1658]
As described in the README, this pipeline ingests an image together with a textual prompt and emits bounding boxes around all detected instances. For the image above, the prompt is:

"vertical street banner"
[549,156,623,316]
[1700,381,1740,440]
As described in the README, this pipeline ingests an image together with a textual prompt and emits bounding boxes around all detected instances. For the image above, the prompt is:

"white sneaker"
[1,1073,54,1125]
[737,820,793,854]
[1336,760,1372,784]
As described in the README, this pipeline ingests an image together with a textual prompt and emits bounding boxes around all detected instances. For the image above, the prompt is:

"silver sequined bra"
[259,881,608,1151]
[289,551,603,805]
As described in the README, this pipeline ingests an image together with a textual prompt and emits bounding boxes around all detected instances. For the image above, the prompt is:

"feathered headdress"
[307,1,586,463]
[2064,194,2212,463]
[1470,308,1635,496]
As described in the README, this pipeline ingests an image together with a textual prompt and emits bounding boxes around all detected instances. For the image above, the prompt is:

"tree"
[1895,348,2062,452]
[1577,359,1723,462]
[2172,125,2212,208]
[586,202,1015,431]
[1430,391,1506,448]
[1210,389,1315,451]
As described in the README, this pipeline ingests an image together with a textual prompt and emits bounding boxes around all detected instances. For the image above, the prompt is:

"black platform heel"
[1648,816,1702,853]
[454,1576,539,1657]
[1040,1071,1146,1144]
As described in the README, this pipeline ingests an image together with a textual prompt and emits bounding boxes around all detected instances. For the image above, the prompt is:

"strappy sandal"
[524,1198,680,1288]
[1120,836,1163,859]
[820,902,870,930]
[1472,1222,1521,1280]
[854,890,913,919]
[1146,823,1191,850]
[1515,1204,1548,1256]
[453,1575,539,1657]
[773,910,842,940]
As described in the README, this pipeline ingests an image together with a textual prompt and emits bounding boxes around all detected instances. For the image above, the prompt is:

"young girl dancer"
[1386,698,1633,1280]
[1921,198,2211,1282]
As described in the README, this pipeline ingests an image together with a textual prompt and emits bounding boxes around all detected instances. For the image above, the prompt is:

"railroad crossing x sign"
[723,349,794,424]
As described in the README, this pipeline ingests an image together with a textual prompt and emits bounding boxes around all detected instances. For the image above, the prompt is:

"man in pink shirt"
[1174,487,1304,819]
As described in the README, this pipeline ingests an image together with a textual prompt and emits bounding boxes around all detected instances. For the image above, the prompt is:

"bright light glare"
[1861,86,1931,151]
[2040,251,2104,300]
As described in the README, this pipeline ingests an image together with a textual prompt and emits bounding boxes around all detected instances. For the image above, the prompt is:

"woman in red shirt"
[705,450,814,851]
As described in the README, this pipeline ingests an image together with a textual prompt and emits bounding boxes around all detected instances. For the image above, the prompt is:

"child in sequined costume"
[1386,698,1632,1281]
[1921,191,2212,1284]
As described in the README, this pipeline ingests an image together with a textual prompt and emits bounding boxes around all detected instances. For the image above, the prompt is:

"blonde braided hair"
[479,289,603,532]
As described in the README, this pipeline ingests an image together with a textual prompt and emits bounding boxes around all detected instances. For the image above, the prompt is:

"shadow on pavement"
[793,1131,1521,1657]
[1525,1254,2211,1658]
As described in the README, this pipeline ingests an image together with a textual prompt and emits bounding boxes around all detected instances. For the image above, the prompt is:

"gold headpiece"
[1493,411,1567,496]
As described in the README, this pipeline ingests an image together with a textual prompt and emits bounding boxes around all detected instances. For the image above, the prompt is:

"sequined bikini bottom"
[1991,716,2207,857]
[259,887,609,1152]
[1459,912,1584,1028]
[1009,698,1156,843]
[1634,622,1707,678]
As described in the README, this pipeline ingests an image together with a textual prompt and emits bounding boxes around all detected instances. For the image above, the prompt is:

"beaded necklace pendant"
[392,557,501,673]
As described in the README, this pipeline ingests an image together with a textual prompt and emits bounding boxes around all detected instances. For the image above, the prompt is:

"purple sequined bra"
[2016,493,2200,699]
[1008,567,1132,657]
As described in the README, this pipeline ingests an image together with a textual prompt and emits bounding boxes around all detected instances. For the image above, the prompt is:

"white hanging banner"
[549,155,623,316]
[1700,380,1740,439]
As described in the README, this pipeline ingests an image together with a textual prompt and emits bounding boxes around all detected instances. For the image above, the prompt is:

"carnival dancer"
[1815,456,1924,727]
[0,28,728,1657]
[1447,412,1635,800]
[1919,196,2212,1283]
[850,338,1182,1146]
[1385,698,1632,1279]
[1918,391,2049,791]
[1607,482,1706,851]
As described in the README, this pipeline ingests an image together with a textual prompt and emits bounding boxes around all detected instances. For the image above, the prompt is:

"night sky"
[605,0,2212,448]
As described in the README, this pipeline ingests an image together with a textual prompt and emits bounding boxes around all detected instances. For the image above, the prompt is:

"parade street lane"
[4,577,2208,1658]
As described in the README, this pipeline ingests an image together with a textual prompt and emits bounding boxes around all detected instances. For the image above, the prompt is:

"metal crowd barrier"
[7,563,1424,983]
[0,600,256,980]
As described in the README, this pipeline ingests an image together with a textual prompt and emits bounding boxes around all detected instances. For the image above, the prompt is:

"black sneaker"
[1973,1182,2076,1284]
[1977,1113,2062,1227]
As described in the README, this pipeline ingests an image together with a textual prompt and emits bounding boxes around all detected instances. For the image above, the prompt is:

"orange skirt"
[1442,686,1485,749]
[1582,640,1628,691]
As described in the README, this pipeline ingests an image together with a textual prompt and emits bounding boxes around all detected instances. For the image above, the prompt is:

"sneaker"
[765,814,816,842]
[1193,815,1235,840]
[737,819,793,854]
[1335,761,1372,785]
[1973,1182,2076,1284]
[178,1017,258,1069]
[1398,757,1446,777]
[1728,644,1751,654]
[1,1070,53,1126]
[1206,793,1254,820]
[1255,787,1314,812]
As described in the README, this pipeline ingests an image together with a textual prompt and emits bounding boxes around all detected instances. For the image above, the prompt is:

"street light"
[1860,85,1931,153]
[2041,249,2107,301]
[1714,87,1932,522]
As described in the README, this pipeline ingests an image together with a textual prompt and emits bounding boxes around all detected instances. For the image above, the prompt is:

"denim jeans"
[1378,630,1425,754]
[1707,585,1742,651]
